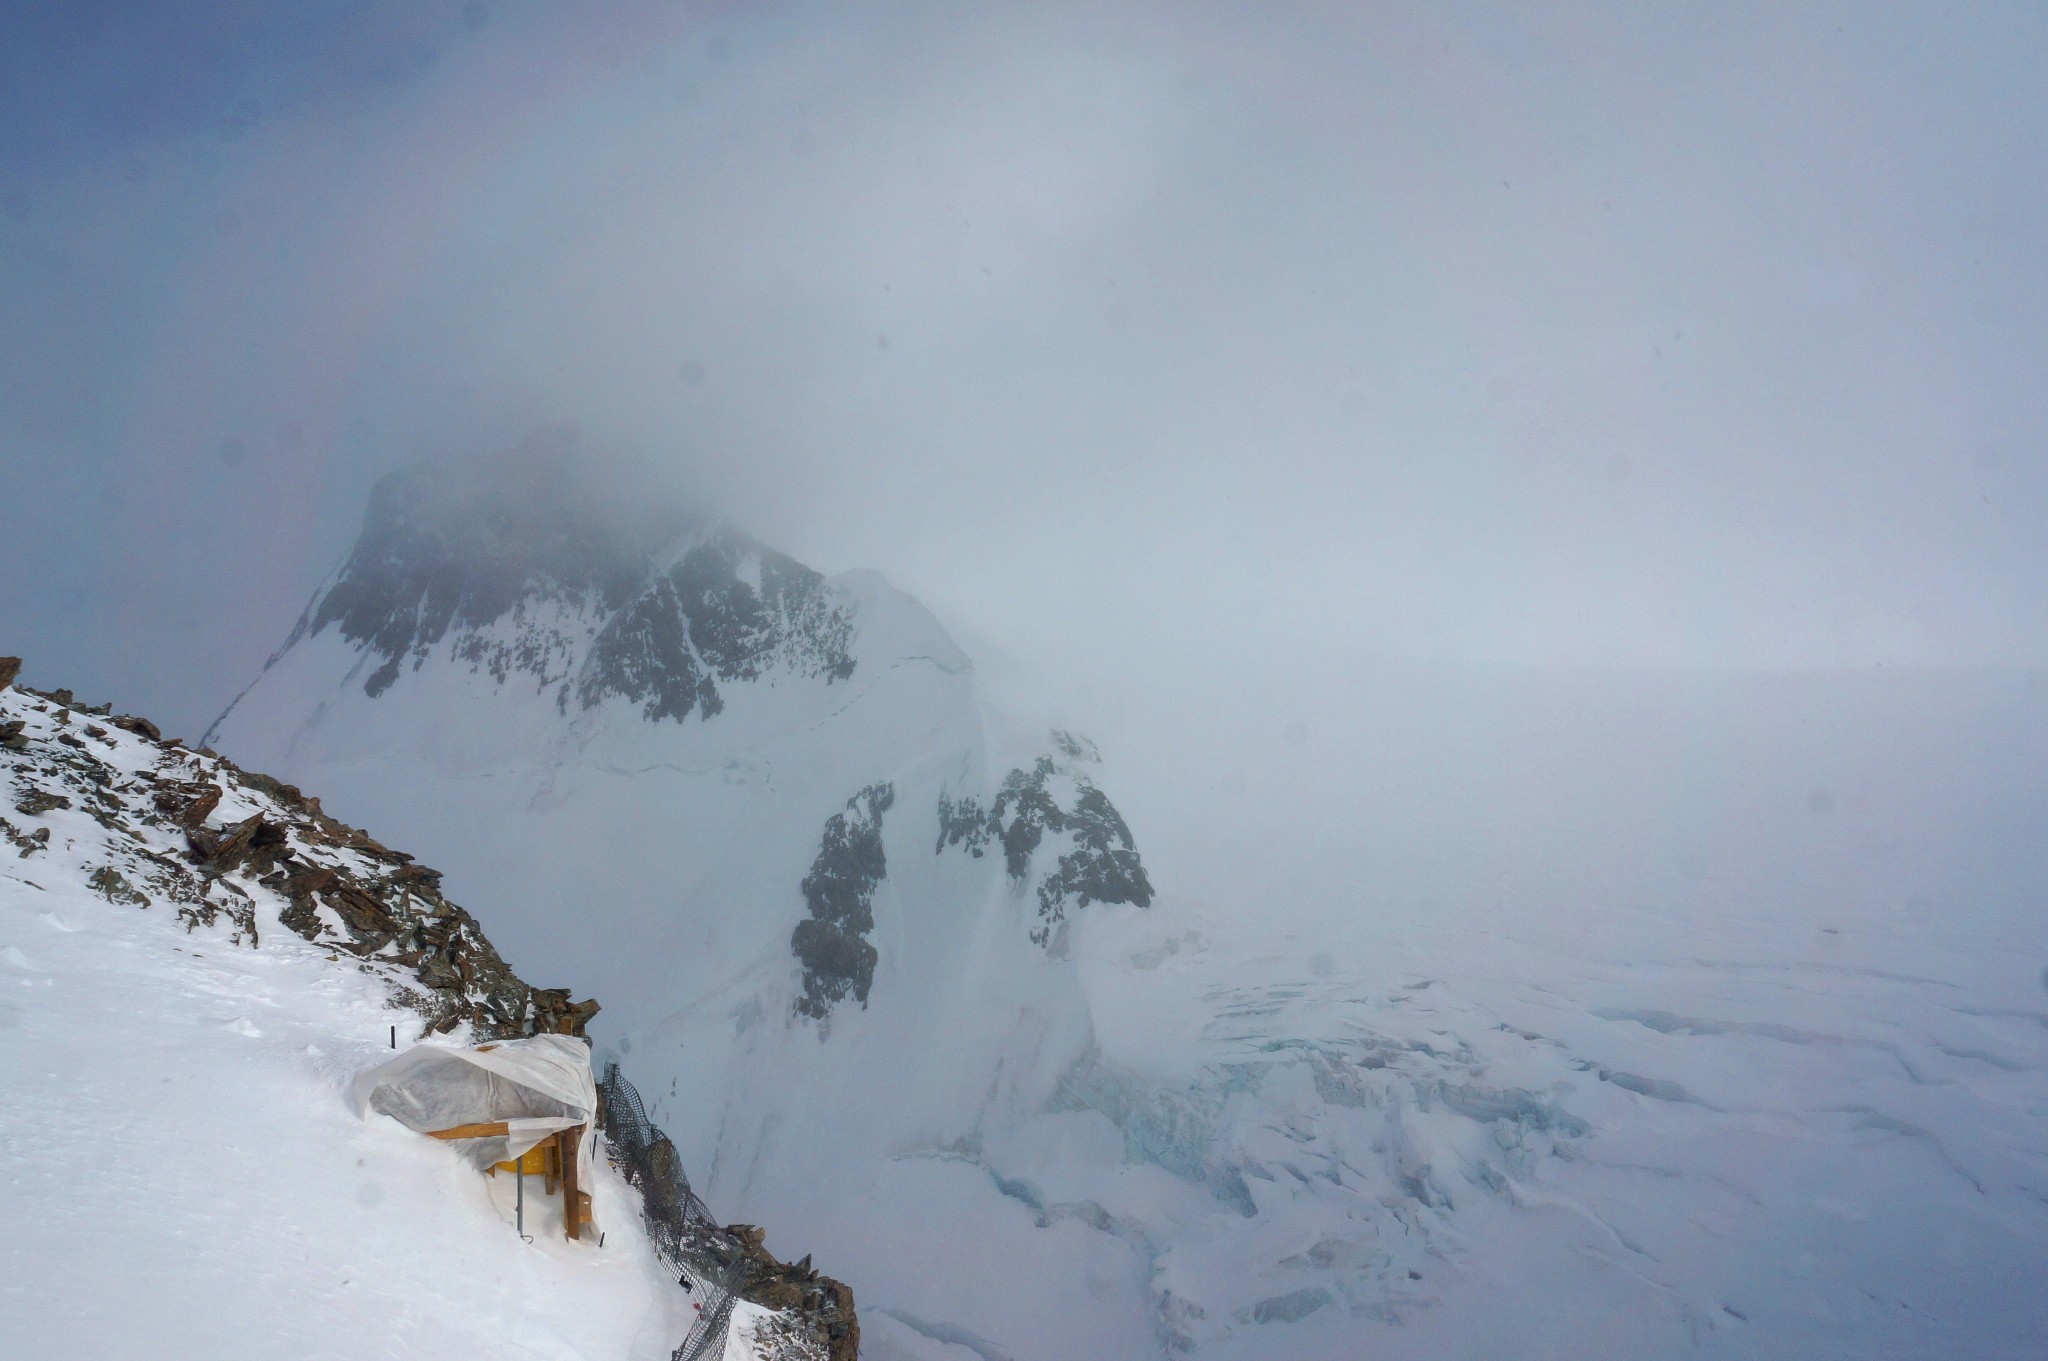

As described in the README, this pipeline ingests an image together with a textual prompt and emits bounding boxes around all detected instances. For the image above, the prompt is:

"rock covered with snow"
[0,665,855,1361]
[3,673,594,1040]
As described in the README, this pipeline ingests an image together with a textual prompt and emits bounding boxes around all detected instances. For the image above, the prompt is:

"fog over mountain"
[5,5,2048,1360]
[7,2,2048,736]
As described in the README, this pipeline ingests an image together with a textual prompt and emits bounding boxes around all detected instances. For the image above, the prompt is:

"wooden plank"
[560,1125,582,1242]
[425,1121,510,1140]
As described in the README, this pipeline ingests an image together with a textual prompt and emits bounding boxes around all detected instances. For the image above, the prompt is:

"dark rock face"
[307,445,657,697]
[1050,728,1099,762]
[939,750,1153,947]
[573,534,854,723]
[284,445,855,724]
[1036,783,1155,933]
[576,574,722,722]
[791,783,894,1020]
[935,789,993,857]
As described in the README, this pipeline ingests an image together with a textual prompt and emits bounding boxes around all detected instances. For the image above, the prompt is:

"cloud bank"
[4,1,2046,733]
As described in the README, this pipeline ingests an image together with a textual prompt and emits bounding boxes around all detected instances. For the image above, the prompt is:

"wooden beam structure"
[419,1119,592,1242]
[559,1125,583,1241]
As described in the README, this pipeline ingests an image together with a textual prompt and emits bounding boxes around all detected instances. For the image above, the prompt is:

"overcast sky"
[4,1,2046,737]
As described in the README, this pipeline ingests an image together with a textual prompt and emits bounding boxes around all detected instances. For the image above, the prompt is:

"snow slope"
[0,681,714,1361]
[201,455,2048,1358]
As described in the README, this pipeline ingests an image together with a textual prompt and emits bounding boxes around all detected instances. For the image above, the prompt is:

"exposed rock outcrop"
[791,783,894,1021]
[694,1223,860,1361]
[4,675,598,1040]
[939,746,1153,947]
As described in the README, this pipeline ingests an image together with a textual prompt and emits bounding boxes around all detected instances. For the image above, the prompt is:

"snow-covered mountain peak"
[226,445,858,730]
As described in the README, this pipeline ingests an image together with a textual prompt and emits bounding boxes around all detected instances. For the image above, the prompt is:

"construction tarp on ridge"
[351,1033,600,1188]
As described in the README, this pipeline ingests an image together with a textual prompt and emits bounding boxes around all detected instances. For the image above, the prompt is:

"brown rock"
[238,769,311,810]
[182,787,222,828]
[528,989,601,1037]
[14,788,70,816]
[0,657,19,689]
[826,1279,859,1361]
[192,812,265,870]
[87,865,149,907]
[749,1279,808,1312]
[110,714,162,741]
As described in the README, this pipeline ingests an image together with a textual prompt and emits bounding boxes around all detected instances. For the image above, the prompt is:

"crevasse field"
[1087,658,2048,1360]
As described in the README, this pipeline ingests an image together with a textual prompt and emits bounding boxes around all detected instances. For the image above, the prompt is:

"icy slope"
[0,684,693,1360]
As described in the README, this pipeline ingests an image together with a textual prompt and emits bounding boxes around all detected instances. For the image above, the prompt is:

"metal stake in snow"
[516,1164,526,1240]
[389,1025,395,1049]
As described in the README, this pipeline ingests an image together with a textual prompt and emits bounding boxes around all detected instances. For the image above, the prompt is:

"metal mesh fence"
[598,1061,741,1361]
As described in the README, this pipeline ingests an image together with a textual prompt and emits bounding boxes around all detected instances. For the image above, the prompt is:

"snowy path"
[0,862,691,1360]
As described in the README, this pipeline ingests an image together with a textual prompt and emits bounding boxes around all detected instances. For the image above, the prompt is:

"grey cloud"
[1,0,2045,734]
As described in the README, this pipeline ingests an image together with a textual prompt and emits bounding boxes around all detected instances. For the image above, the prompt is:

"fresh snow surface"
[0,696,704,1360]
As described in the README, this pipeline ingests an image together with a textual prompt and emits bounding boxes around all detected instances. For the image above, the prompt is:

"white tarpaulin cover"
[351,1034,600,1187]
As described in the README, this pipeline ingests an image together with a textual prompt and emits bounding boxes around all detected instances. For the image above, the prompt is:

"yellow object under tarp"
[491,1141,554,1177]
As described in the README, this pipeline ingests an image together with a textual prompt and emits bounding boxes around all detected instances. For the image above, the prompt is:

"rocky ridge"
[2,657,858,1360]
[5,671,591,1040]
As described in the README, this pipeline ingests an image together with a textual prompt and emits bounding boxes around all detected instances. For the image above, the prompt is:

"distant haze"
[4,1,2047,735]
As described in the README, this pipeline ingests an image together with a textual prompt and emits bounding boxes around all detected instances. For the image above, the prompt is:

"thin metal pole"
[516,1164,524,1237]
